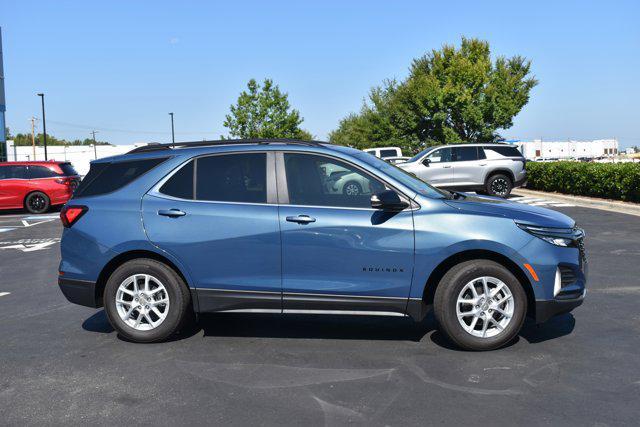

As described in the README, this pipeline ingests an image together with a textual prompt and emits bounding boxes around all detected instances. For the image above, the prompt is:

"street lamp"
[169,112,175,146]
[37,93,48,160]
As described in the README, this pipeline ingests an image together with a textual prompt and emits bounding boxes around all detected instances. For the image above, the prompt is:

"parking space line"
[0,292,10,298]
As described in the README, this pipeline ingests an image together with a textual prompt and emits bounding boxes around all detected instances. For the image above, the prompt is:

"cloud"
[169,37,180,45]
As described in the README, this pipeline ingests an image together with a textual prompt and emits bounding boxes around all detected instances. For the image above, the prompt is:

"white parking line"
[0,292,10,298]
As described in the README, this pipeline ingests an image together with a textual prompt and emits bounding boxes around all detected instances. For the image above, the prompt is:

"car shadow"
[519,314,576,344]
[0,205,62,216]
[82,310,575,347]
[82,310,114,333]
[198,312,435,342]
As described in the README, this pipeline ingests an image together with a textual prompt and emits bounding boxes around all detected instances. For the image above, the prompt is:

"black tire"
[485,174,512,198]
[434,260,527,351]
[104,258,193,343]
[24,191,50,214]
[342,181,362,196]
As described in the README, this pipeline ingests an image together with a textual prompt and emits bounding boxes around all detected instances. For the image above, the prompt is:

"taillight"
[60,205,88,228]
[55,178,71,185]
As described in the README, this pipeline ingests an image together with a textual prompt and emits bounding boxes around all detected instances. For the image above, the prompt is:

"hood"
[443,194,575,228]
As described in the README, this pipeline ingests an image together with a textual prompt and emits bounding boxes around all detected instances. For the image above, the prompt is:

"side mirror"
[423,158,431,167]
[371,190,409,211]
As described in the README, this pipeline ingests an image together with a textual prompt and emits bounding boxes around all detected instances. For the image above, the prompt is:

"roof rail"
[127,138,329,154]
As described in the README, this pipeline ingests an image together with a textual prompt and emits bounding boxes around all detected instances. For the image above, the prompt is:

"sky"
[1,0,639,148]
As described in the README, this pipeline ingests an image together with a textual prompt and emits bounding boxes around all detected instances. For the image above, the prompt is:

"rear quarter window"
[482,146,523,159]
[74,157,168,197]
[58,163,79,176]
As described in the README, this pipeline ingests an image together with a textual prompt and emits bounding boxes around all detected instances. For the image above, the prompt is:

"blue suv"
[58,139,586,350]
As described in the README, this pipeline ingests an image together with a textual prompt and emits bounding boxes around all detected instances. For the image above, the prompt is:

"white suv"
[397,144,527,197]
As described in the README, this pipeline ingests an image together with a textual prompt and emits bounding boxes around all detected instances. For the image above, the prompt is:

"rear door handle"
[158,209,186,217]
[479,163,487,166]
[286,215,316,224]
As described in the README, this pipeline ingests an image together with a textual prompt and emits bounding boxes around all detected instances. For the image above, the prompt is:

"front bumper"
[58,277,101,308]
[535,290,586,323]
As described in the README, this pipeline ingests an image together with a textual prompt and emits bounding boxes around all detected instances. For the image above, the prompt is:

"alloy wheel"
[490,178,509,197]
[455,276,514,338]
[115,274,170,331]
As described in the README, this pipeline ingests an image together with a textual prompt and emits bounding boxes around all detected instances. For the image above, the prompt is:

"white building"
[4,140,150,175]
[514,139,619,160]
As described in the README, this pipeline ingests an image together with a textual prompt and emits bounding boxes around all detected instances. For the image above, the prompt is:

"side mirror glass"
[423,158,431,166]
[371,190,409,211]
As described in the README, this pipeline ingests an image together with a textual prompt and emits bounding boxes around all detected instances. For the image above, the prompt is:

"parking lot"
[1,201,639,425]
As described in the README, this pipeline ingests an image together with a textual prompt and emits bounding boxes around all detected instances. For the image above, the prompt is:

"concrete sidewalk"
[513,188,640,217]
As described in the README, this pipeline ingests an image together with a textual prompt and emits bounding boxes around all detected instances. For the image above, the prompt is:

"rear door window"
[195,153,267,203]
[74,158,168,197]
[28,166,59,179]
[452,147,480,162]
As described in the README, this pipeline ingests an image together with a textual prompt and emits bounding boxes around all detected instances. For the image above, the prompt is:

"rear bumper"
[535,291,585,323]
[514,176,527,188]
[58,277,101,308]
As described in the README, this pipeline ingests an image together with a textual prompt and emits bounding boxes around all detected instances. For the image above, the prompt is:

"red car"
[0,161,81,214]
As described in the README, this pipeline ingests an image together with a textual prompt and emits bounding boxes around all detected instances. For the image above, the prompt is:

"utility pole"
[37,93,48,160]
[169,112,175,146]
[30,116,37,160]
[90,130,98,159]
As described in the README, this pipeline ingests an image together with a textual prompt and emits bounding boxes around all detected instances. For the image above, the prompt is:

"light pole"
[90,130,98,159]
[169,112,175,146]
[37,93,48,160]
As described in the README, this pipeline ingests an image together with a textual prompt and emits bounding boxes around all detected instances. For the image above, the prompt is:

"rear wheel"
[25,191,50,214]
[104,259,192,343]
[434,260,527,351]
[485,174,512,198]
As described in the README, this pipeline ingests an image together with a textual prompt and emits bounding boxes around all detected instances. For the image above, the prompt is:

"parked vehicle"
[0,161,80,213]
[383,156,411,164]
[364,147,403,160]
[58,139,586,350]
[397,144,527,197]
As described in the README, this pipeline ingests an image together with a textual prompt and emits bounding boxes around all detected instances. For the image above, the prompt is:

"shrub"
[525,161,640,203]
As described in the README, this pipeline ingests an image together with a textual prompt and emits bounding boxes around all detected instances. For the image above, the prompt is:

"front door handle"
[286,215,316,224]
[158,209,186,217]
[479,163,487,166]
[442,165,452,169]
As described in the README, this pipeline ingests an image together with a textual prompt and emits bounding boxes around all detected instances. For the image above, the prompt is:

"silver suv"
[397,144,527,197]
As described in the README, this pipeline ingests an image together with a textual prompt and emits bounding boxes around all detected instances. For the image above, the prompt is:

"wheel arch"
[421,249,536,319]
[485,168,515,185]
[94,249,196,311]
[23,189,51,209]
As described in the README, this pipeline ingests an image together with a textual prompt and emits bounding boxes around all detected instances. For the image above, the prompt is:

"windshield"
[407,147,436,163]
[349,150,448,199]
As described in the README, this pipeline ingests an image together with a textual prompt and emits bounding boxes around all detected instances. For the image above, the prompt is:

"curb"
[512,188,640,217]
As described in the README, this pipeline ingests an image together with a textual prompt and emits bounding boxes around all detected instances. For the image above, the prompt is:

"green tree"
[224,78,313,140]
[330,37,538,154]
[10,132,111,146]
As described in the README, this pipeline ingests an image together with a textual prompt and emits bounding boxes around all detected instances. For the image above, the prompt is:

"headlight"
[516,222,584,247]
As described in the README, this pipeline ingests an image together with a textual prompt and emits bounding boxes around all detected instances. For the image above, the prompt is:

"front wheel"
[342,181,363,196]
[434,260,527,351]
[104,259,192,343]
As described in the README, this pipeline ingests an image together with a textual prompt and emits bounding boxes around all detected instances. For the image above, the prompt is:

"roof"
[127,138,331,154]
[0,160,68,166]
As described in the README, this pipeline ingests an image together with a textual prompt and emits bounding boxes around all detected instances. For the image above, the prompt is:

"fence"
[4,141,144,175]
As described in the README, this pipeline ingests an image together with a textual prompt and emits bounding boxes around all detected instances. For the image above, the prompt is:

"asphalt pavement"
[1,203,639,426]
